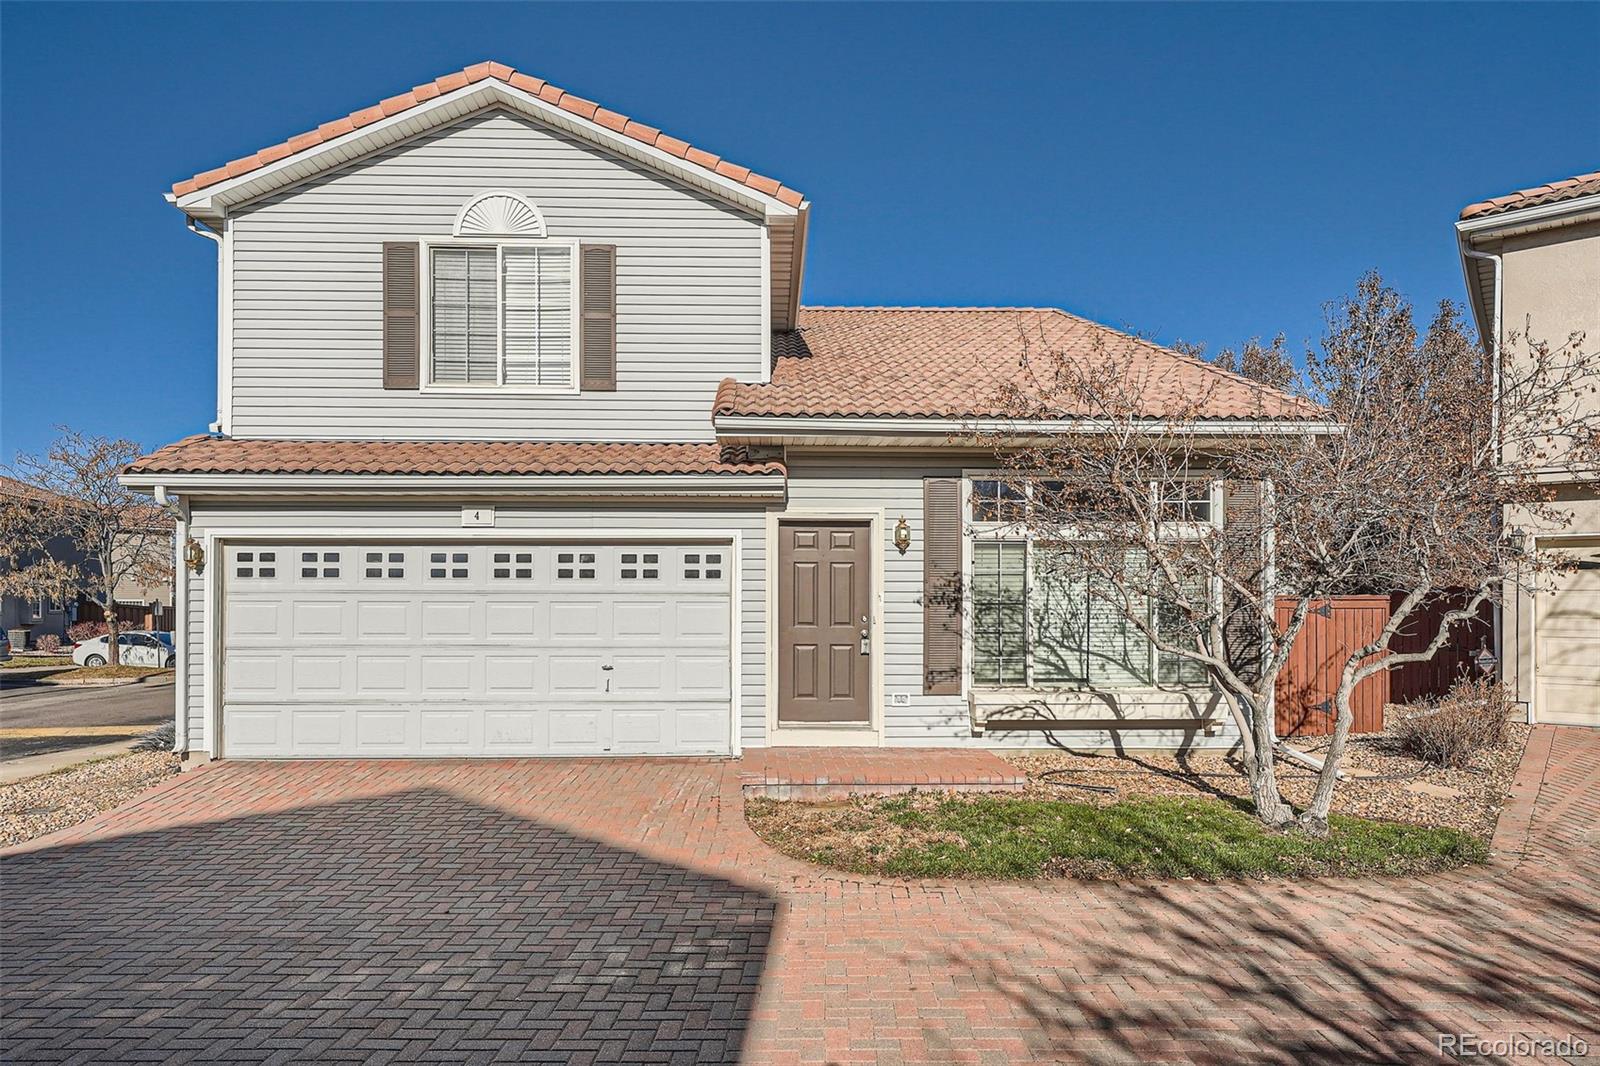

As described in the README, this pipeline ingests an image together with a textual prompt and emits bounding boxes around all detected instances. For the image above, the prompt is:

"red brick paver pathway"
[3,728,1597,1064]
[738,746,1026,798]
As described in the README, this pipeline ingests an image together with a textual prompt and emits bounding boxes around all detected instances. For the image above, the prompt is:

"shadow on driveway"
[1,788,775,1063]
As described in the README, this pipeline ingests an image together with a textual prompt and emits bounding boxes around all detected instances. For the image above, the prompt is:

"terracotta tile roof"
[126,437,785,478]
[0,475,60,503]
[716,308,1322,421]
[1460,169,1600,220]
[172,61,804,209]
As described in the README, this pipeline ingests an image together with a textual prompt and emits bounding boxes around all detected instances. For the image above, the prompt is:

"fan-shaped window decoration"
[453,190,546,238]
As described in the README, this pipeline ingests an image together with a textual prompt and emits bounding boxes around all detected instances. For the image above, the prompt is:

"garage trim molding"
[1527,530,1600,725]
[199,526,744,759]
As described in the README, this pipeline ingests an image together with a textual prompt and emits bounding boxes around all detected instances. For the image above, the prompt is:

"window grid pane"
[503,245,573,387]
[972,541,1027,686]
[432,247,498,383]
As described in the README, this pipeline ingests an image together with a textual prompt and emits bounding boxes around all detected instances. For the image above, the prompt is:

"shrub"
[67,620,107,643]
[1395,676,1513,768]
[134,722,176,753]
[35,634,62,654]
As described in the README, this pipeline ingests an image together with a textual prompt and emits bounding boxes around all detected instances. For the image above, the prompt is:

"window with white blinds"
[968,475,1219,690]
[429,243,575,388]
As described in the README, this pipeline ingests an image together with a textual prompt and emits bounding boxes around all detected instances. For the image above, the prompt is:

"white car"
[72,631,176,668]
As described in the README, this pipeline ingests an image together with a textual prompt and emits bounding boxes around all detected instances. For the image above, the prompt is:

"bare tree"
[983,273,1598,832]
[1,430,173,667]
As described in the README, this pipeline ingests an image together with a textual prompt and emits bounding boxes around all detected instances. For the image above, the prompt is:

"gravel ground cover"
[1005,719,1529,838]
[0,751,180,848]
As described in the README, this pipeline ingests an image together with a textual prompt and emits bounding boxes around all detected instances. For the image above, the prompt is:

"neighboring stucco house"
[122,61,1319,761]
[1457,169,1600,728]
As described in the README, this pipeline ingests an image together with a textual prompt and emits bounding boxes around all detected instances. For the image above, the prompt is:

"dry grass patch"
[43,665,170,684]
[748,791,1487,881]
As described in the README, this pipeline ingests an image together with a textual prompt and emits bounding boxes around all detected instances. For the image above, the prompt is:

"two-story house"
[122,61,1319,761]
[1457,170,1600,728]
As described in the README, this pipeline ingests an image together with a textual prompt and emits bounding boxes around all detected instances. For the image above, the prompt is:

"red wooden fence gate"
[1272,594,1490,738]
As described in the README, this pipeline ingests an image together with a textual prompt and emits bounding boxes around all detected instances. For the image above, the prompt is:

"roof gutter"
[714,414,1342,445]
[185,215,226,434]
[117,471,788,498]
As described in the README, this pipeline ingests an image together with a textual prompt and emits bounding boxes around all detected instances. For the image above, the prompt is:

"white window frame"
[418,236,581,396]
[962,473,1223,692]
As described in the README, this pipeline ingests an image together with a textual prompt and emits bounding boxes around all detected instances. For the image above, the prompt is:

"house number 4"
[461,506,496,528]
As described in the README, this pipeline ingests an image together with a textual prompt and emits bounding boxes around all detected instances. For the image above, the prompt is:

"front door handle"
[859,615,871,656]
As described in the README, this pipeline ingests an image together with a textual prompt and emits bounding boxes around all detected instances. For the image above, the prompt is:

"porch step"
[737,747,1027,800]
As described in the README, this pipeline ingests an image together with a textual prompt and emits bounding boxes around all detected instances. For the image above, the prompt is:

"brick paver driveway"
[4,728,1597,1064]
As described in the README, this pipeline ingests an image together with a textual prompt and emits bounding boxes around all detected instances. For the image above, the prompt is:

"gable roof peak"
[169,60,805,211]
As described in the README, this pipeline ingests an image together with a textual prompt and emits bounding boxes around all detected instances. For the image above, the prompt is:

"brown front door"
[778,520,873,725]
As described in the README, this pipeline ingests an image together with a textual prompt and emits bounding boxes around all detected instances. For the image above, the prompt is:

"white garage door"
[1536,539,1600,728]
[220,542,733,757]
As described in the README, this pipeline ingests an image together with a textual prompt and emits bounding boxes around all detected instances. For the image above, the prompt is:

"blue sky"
[2,1,1595,460]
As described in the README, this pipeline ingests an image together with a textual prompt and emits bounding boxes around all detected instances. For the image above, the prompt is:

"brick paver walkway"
[3,728,1596,1063]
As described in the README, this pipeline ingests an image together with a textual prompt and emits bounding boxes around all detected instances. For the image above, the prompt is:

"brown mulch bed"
[1005,720,1530,839]
[0,752,181,849]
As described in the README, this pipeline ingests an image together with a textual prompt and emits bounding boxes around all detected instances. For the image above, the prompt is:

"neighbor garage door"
[219,542,733,757]
[1536,539,1600,728]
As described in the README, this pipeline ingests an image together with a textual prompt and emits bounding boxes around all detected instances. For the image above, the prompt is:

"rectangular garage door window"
[492,551,534,579]
[301,551,340,579]
[236,551,277,579]
[429,552,470,579]
[557,552,596,579]
[684,551,723,580]
[365,552,405,579]
[620,552,660,580]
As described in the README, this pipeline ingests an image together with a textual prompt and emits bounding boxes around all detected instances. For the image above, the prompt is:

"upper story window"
[429,244,575,390]
[426,191,575,391]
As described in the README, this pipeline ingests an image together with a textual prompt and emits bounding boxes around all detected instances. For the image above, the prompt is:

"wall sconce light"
[183,537,206,575]
[893,516,912,555]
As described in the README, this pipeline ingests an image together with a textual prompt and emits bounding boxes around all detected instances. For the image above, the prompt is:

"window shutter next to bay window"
[381,242,420,389]
[923,477,963,694]
[579,244,617,391]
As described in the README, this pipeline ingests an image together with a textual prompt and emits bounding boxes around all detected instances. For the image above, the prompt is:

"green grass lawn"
[0,656,74,669]
[747,793,1488,881]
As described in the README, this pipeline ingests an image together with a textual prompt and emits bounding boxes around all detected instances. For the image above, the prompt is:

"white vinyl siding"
[226,109,765,441]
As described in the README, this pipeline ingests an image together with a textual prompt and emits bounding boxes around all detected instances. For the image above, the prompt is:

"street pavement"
[0,676,173,764]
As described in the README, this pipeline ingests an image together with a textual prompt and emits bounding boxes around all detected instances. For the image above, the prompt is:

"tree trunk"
[1243,692,1295,827]
[104,600,120,667]
[1299,669,1358,835]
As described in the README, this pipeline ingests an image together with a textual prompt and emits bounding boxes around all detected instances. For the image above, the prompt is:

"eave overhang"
[713,414,1343,447]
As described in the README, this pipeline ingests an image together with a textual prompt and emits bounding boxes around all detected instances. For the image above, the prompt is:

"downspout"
[1461,241,1506,700]
[185,216,226,434]
[153,486,189,756]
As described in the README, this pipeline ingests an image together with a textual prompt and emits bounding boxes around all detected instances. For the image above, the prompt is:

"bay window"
[968,477,1215,690]
[428,242,575,389]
